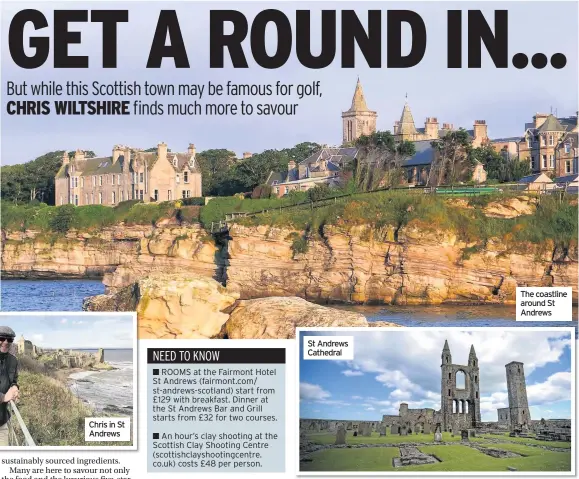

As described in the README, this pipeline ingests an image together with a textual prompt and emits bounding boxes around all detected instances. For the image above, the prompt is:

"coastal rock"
[483,196,537,218]
[135,274,239,339]
[369,321,404,328]
[224,297,368,339]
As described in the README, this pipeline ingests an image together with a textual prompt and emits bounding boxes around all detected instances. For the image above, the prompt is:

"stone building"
[506,361,531,432]
[393,103,489,148]
[301,340,560,438]
[17,335,33,355]
[55,142,202,207]
[495,112,579,176]
[265,147,356,197]
[342,78,378,144]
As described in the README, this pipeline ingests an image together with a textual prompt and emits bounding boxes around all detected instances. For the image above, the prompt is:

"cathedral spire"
[349,77,369,111]
[469,345,477,357]
[443,340,450,352]
[398,100,417,135]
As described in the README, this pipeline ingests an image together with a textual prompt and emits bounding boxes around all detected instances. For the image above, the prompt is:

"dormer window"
[184,171,189,183]
[173,155,178,167]
[272,180,278,185]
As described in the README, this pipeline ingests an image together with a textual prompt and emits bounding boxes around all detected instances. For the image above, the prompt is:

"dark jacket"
[0,352,19,427]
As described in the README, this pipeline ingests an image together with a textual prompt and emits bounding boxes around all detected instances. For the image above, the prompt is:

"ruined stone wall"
[497,407,510,425]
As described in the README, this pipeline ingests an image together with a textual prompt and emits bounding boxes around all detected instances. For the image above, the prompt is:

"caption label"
[516,287,573,321]
[85,417,131,441]
[303,336,354,360]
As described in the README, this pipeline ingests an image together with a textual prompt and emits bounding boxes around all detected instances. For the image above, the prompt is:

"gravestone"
[379,425,386,436]
[363,424,372,437]
[390,425,399,435]
[335,426,346,445]
[434,423,442,434]
[401,426,408,436]
[434,432,442,442]
[423,424,430,434]
[468,429,476,438]
[461,430,469,442]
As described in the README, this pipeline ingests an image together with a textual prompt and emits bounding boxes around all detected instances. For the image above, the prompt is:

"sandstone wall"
[2,219,577,305]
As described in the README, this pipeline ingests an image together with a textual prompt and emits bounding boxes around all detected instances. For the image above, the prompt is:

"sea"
[1,279,577,335]
[68,348,134,415]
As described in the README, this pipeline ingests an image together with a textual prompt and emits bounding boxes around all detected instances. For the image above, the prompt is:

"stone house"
[517,113,578,176]
[265,147,356,197]
[55,142,202,206]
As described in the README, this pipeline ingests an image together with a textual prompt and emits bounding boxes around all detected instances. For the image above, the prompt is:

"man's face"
[0,336,13,353]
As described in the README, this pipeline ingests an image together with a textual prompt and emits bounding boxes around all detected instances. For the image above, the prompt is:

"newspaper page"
[0,1,577,478]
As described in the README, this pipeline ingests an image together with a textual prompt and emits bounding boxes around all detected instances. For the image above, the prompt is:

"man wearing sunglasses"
[0,326,19,446]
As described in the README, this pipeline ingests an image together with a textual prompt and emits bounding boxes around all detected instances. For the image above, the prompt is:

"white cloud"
[31,334,44,343]
[313,329,571,421]
[342,369,364,377]
[527,372,572,406]
[300,382,331,401]
[352,395,363,400]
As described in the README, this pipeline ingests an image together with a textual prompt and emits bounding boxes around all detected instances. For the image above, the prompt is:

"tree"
[428,129,472,186]
[354,131,416,191]
[195,149,237,195]
[470,145,532,183]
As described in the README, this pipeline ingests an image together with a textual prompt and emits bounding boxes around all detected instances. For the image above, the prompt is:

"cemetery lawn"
[301,434,571,472]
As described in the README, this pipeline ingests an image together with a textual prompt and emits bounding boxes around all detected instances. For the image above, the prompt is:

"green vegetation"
[0,199,190,233]
[301,433,571,472]
[216,190,577,253]
[14,357,132,446]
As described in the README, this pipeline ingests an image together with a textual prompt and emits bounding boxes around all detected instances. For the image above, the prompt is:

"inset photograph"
[298,327,574,474]
[0,312,136,448]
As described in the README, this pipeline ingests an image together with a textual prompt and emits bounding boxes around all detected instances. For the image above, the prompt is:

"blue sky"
[299,329,573,422]
[0,313,134,348]
[1,1,577,164]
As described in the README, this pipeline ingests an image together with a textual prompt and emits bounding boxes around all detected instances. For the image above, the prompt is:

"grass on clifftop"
[221,191,578,251]
[1,199,201,233]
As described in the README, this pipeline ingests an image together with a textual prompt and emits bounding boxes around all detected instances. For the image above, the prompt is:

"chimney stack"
[62,151,69,165]
[74,149,85,162]
[288,160,296,171]
[188,143,196,156]
[157,142,168,163]
[243,152,252,159]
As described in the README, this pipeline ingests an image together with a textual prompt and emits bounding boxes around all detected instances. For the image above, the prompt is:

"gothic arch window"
[456,371,466,389]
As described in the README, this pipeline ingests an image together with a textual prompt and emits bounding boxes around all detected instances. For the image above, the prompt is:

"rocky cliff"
[2,209,577,305]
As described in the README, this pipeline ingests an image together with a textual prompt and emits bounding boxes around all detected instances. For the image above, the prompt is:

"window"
[75,195,78,206]
[448,389,451,397]
[92,176,96,186]
[112,175,115,185]
[81,177,84,187]
[549,136,554,146]
[154,189,159,201]
[566,161,571,173]
[527,137,532,148]
[184,171,189,183]
[176,174,180,183]
[85,193,88,204]
[549,155,554,168]
[540,136,545,146]
[140,172,144,183]
[91,193,94,204]
[565,143,571,154]
[112,191,116,204]
[272,180,278,185]
[121,191,125,202]
[99,192,102,204]
[182,190,191,198]
[542,155,547,168]
[448,373,451,379]
[476,391,478,398]
[168,190,172,200]
[99,176,103,186]
[118,174,121,184]
[456,371,466,389]
[60,195,63,205]
[140,190,144,200]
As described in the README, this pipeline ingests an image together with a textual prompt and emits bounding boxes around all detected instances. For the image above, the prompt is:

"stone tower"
[341,78,377,144]
[440,340,481,432]
[506,361,531,432]
[394,101,418,141]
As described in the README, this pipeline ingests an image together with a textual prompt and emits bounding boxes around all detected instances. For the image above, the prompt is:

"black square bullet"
[153,433,159,439]
[153,369,159,376]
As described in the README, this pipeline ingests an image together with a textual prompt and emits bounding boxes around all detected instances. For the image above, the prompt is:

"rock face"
[84,274,390,339]
[2,218,577,305]
[225,297,368,339]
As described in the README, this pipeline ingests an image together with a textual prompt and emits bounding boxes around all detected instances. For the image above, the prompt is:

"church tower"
[506,361,531,432]
[440,340,481,432]
[341,78,377,144]
[393,99,418,141]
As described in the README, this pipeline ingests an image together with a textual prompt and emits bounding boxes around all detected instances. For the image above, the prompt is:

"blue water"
[1,280,577,336]
[0,279,105,311]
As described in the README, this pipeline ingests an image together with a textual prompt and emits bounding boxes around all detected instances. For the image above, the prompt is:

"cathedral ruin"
[300,339,569,440]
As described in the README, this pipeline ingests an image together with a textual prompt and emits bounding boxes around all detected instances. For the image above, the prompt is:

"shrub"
[49,204,75,233]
